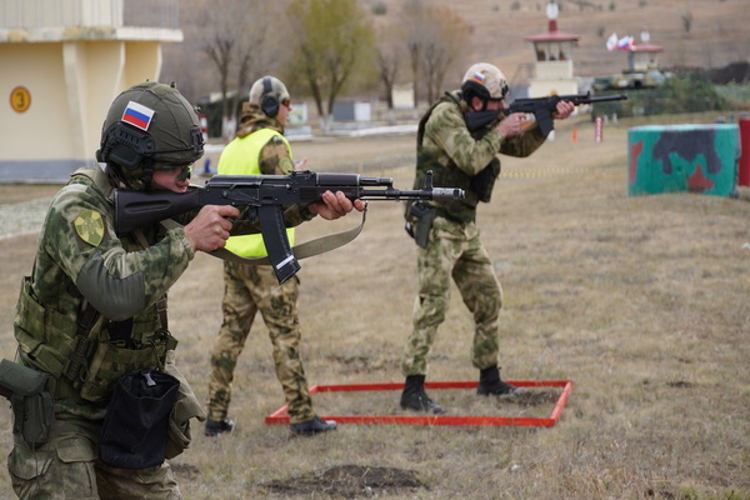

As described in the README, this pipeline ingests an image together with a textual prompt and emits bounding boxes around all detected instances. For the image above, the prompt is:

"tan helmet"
[249,76,291,118]
[461,63,509,103]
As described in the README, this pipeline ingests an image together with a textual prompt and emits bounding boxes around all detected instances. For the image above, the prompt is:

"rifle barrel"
[585,94,628,102]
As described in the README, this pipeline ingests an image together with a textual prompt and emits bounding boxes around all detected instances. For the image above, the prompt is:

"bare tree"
[375,23,405,110]
[400,1,470,106]
[199,0,241,134]
[159,0,215,104]
[420,7,470,103]
[230,2,285,122]
[401,0,427,106]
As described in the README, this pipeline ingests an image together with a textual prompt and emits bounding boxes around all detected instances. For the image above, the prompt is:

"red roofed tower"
[524,1,580,98]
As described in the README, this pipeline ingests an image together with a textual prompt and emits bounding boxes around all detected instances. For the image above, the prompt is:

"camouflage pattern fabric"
[10,167,192,498]
[401,216,503,376]
[403,90,547,376]
[16,168,194,414]
[8,417,181,499]
[206,104,316,425]
[207,262,313,424]
[410,91,547,223]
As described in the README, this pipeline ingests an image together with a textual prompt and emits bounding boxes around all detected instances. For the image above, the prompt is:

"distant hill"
[362,0,749,88]
[163,0,749,105]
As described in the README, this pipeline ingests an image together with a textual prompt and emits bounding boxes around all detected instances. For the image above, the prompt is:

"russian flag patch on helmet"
[472,72,485,84]
[121,101,155,131]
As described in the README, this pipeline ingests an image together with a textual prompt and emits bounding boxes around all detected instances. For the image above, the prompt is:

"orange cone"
[571,126,578,143]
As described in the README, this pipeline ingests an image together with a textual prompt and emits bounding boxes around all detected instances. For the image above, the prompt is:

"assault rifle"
[116,170,464,283]
[465,92,628,135]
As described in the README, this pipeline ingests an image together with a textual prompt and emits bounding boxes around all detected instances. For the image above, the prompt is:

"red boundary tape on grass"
[266,380,572,428]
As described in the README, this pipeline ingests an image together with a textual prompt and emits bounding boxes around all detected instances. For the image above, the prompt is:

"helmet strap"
[143,157,155,191]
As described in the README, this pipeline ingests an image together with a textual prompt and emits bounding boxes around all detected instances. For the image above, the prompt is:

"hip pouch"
[406,202,436,249]
[470,158,501,203]
[0,359,54,447]
[99,369,179,470]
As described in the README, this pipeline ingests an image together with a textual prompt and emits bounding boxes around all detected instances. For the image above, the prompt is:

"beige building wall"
[0,0,181,182]
[528,51,579,98]
[528,79,580,98]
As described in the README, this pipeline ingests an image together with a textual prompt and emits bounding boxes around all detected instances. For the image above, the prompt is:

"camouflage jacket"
[412,90,547,222]
[12,164,306,416]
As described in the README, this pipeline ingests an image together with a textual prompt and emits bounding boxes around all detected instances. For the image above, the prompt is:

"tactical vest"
[410,92,501,224]
[13,167,176,403]
[218,128,296,257]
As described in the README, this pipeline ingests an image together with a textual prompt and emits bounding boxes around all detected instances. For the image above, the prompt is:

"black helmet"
[98,81,204,188]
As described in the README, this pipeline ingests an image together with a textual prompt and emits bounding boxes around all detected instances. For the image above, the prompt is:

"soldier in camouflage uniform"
[205,76,338,437]
[7,81,361,499]
[400,63,574,413]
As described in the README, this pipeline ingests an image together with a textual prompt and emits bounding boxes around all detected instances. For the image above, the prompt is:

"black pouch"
[1,359,54,446]
[470,158,501,203]
[408,202,437,248]
[99,370,180,470]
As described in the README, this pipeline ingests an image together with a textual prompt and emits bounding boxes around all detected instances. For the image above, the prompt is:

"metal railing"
[0,0,179,30]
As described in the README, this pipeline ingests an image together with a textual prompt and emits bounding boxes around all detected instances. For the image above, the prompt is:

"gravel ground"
[0,197,53,240]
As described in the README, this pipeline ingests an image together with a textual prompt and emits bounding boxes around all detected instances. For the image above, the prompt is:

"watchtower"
[524,1,580,98]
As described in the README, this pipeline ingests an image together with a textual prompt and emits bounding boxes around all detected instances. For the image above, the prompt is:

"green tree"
[286,0,376,129]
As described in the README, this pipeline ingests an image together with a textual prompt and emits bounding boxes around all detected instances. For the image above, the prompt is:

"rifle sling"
[160,203,368,266]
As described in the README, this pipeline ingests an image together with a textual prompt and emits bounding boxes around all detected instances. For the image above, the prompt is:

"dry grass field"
[1,112,749,499]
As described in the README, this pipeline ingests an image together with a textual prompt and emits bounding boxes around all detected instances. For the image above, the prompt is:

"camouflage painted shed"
[628,124,741,197]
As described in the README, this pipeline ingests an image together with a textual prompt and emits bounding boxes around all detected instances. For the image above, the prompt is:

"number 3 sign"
[10,86,31,113]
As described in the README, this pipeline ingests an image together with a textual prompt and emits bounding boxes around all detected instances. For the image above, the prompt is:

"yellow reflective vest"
[218,128,295,257]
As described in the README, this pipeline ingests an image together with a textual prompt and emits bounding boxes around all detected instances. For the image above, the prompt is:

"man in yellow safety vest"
[205,76,338,437]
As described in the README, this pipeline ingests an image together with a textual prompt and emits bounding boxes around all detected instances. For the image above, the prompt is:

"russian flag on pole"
[121,101,155,131]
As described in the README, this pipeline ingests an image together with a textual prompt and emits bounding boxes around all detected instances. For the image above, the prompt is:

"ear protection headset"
[261,77,280,117]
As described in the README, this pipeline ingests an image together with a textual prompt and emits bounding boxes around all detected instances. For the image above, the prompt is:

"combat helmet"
[97,81,204,189]
[249,76,290,118]
[461,63,509,109]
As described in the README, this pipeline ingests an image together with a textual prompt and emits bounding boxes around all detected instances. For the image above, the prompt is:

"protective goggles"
[155,163,192,181]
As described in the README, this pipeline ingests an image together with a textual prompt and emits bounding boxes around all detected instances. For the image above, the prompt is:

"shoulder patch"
[74,210,105,247]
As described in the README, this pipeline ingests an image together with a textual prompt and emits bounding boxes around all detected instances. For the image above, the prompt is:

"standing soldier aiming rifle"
[400,63,575,414]
[4,80,362,499]
[204,75,340,437]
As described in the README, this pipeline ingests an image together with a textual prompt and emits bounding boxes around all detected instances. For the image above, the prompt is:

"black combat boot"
[291,415,338,436]
[399,375,444,414]
[204,418,236,437]
[477,365,517,396]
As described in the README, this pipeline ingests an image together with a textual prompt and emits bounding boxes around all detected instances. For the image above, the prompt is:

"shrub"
[593,71,730,117]
[371,1,387,15]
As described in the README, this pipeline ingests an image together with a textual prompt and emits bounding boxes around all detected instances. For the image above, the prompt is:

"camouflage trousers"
[7,417,181,500]
[402,216,503,377]
[206,261,314,424]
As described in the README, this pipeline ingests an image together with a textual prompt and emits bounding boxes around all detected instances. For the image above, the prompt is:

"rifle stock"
[465,92,628,134]
[116,170,464,283]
